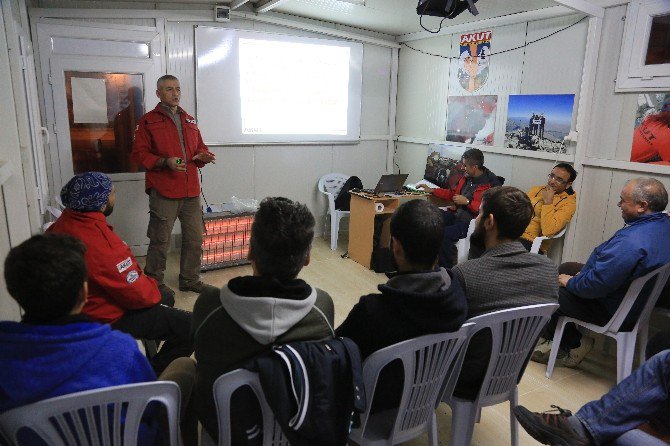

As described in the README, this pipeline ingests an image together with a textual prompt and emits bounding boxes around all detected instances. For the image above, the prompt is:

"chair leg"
[546,318,567,379]
[428,411,438,446]
[450,400,478,446]
[616,333,636,383]
[331,214,339,251]
[510,387,519,446]
[638,323,649,366]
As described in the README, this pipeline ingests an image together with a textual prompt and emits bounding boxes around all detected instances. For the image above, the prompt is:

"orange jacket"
[47,209,161,323]
[131,104,212,198]
[522,185,577,252]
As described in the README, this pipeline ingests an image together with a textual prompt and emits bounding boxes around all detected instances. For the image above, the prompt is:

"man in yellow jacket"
[520,163,577,253]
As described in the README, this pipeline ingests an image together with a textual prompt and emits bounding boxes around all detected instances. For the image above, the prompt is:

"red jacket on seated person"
[48,208,161,324]
[432,167,501,219]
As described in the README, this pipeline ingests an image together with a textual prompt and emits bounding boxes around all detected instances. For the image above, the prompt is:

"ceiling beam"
[552,0,604,18]
[254,0,290,13]
[229,0,251,10]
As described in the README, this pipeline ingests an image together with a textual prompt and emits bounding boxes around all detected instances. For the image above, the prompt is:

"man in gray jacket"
[452,186,558,399]
[191,197,335,442]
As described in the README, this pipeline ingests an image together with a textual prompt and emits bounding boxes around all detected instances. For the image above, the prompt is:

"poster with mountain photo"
[504,94,575,153]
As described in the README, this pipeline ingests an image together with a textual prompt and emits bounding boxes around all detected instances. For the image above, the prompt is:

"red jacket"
[47,209,161,323]
[131,104,212,198]
[432,169,501,215]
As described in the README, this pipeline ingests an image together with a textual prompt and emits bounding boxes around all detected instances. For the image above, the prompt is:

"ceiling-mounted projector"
[416,0,479,19]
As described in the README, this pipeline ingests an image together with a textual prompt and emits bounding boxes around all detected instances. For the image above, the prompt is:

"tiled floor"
[148,235,619,446]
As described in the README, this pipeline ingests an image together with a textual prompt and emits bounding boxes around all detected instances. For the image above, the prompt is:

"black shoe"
[179,281,207,293]
[513,405,591,446]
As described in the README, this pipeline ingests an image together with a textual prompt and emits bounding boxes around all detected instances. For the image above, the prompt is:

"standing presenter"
[132,75,216,294]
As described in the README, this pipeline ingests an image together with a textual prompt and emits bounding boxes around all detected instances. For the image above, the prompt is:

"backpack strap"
[338,337,366,414]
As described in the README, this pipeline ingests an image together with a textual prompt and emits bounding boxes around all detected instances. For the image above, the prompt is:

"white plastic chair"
[0,381,181,446]
[529,225,568,254]
[546,263,670,383]
[455,219,476,264]
[442,303,559,446]
[200,369,289,446]
[349,324,473,446]
[318,173,351,251]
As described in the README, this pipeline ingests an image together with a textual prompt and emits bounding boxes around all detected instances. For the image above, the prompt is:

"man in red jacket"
[132,74,216,294]
[48,172,193,375]
[419,148,501,267]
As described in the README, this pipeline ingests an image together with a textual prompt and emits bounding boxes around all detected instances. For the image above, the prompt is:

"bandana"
[60,172,113,212]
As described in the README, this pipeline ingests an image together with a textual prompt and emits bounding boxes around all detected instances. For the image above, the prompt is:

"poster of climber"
[504,94,575,154]
[630,93,670,166]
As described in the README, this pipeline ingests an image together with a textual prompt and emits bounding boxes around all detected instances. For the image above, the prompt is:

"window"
[616,0,670,91]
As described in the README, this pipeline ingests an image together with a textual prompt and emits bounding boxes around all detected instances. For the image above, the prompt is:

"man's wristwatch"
[466,199,471,206]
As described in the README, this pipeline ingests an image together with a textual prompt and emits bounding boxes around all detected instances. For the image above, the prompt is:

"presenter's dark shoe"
[179,281,207,293]
[513,405,590,446]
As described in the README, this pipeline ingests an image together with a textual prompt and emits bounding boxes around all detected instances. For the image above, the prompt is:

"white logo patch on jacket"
[186,118,197,125]
[116,257,132,273]
[126,270,139,284]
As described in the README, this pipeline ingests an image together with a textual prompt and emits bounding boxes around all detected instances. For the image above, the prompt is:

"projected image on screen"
[239,39,350,135]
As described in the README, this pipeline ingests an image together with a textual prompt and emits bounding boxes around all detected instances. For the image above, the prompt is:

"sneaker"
[179,281,207,293]
[562,337,595,368]
[531,338,552,361]
[513,405,590,446]
[158,283,175,296]
[531,343,567,364]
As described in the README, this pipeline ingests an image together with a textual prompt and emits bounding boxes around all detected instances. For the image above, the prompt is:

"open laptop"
[363,173,409,195]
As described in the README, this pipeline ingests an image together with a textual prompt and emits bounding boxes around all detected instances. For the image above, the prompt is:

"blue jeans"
[576,350,670,445]
[438,211,471,269]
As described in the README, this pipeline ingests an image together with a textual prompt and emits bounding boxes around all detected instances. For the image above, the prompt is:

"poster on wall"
[446,95,497,146]
[458,31,491,93]
[504,94,575,154]
[630,93,670,166]
[423,144,467,189]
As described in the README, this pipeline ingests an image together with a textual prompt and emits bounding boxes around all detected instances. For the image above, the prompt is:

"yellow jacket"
[521,185,577,253]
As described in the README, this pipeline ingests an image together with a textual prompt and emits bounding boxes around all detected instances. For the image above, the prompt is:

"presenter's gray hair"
[157,74,179,89]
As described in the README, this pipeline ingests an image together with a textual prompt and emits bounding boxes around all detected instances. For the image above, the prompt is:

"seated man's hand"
[453,195,469,206]
[417,184,436,193]
[166,157,187,172]
[559,274,573,287]
[542,187,556,204]
[193,151,216,164]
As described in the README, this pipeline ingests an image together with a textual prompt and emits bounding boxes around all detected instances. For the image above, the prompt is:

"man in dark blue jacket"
[336,199,468,416]
[533,177,670,368]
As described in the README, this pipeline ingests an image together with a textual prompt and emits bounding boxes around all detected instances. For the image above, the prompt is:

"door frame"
[35,21,163,194]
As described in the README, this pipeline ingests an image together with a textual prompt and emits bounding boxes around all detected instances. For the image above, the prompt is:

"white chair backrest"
[606,263,670,333]
[318,173,350,198]
[211,369,289,446]
[357,324,474,444]
[529,224,568,254]
[463,304,558,406]
[0,381,181,446]
[456,219,477,264]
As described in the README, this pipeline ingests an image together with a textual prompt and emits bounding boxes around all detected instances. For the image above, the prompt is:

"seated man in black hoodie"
[192,197,335,443]
[336,199,468,414]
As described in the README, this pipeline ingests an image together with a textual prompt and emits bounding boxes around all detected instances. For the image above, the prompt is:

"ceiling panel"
[272,0,557,36]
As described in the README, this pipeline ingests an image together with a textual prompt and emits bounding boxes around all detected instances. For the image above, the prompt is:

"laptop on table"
[361,174,409,195]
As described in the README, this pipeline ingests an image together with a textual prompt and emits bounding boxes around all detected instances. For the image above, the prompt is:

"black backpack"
[334,176,363,211]
[250,337,366,446]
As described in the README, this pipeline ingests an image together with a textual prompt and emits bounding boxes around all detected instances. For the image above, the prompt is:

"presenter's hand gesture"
[193,151,216,164]
[417,185,435,193]
[453,195,469,206]
[167,157,187,172]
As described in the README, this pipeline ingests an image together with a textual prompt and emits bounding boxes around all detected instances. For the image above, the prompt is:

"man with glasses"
[418,148,502,268]
[520,163,578,254]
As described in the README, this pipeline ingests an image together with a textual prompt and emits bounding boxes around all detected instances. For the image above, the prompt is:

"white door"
[37,23,163,254]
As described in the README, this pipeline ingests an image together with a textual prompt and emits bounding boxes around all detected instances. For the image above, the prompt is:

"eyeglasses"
[547,173,569,185]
